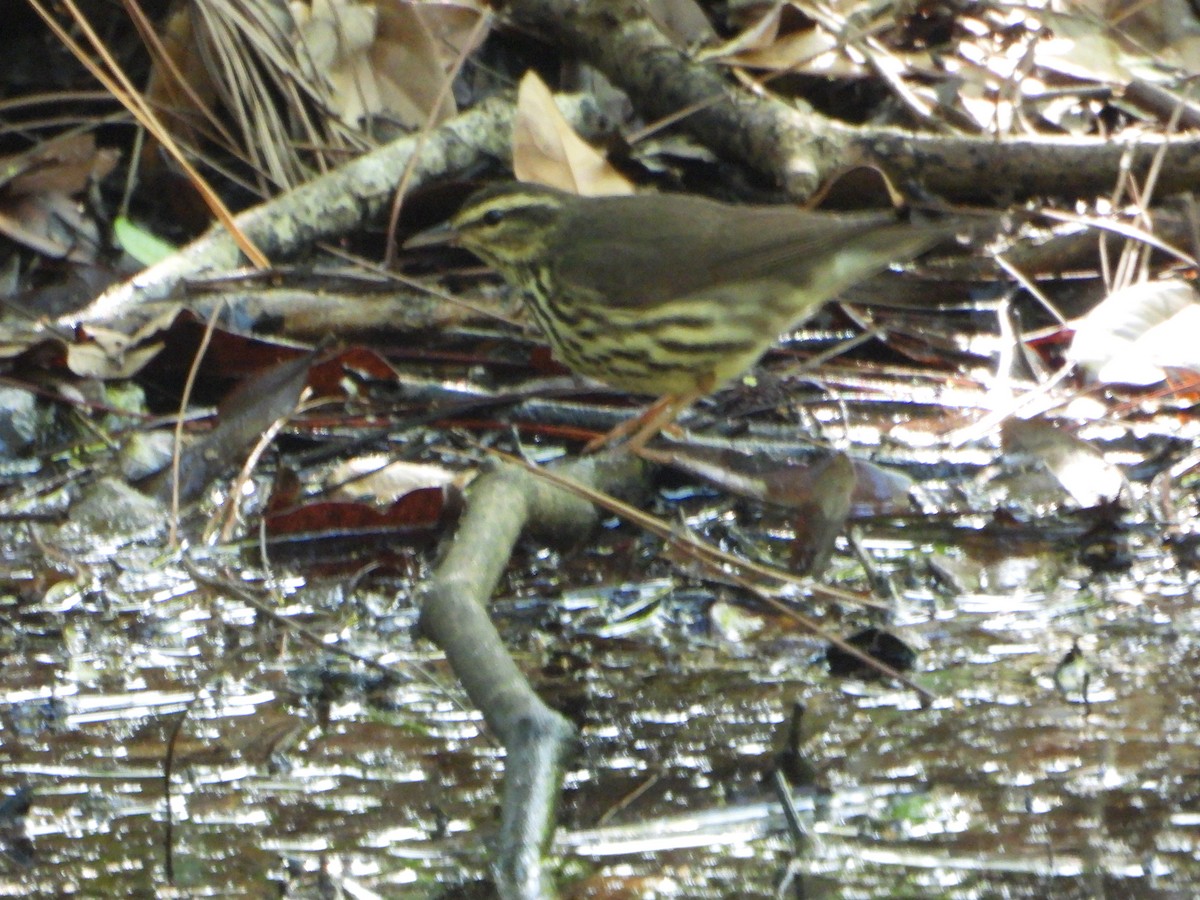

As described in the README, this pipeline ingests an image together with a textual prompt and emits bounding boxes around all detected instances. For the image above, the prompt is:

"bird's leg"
[581,389,705,454]
[625,390,705,454]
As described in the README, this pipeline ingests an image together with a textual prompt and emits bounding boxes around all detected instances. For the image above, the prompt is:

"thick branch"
[507,0,836,195]
[505,0,1200,202]
[416,452,647,899]
[61,93,605,327]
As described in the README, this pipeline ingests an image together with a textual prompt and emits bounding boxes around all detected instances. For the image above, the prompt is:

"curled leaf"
[1069,279,1200,385]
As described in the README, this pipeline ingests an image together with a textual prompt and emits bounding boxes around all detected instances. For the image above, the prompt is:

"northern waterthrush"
[437,182,952,449]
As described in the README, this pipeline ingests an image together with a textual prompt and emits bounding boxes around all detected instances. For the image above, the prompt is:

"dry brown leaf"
[1036,11,1138,84]
[144,0,487,187]
[67,339,165,379]
[641,0,716,47]
[697,3,783,59]
[0,133,118,262]
[298,0,488,129]
[326,455,463,504]
[512,71,634,196]
[697,3,861,76]
[0,195,102,262]
[2,133,119,196]
[1069,280,1200,385]
[295,0,381,125]
[66,307,183,378]
[1001,418,1127,508]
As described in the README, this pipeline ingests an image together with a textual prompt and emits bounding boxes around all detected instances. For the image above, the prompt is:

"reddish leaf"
[308,346,399,398]
[264,486,448,537]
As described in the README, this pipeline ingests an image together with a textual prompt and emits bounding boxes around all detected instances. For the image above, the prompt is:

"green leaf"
[113,215,176,265]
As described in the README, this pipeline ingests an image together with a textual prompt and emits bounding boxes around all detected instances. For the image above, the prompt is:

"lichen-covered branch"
[61,93,605,327]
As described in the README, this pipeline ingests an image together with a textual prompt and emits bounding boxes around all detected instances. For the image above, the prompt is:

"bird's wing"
[551,194,937,309]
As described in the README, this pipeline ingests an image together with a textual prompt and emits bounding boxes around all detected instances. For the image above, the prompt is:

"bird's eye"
[481,209,505,227]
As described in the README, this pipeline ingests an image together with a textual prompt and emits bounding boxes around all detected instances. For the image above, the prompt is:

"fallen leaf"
[1069,279,1200,385]
[642,0,716,47]
[1001,418,1127,507]
[512,71,634,196]
[304,0,489,128]
[264,487,449,538]
[0,133,117,262]
[0,132,118,196]
[699,4,851,74]
[325,455,461,504]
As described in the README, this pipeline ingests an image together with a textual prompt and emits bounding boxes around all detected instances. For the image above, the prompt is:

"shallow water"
[2,402,1198,898]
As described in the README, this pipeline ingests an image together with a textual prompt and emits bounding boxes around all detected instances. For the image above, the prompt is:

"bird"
[439,181,953,451]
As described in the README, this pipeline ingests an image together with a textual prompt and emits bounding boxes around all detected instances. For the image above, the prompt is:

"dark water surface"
[1,430,1198,899]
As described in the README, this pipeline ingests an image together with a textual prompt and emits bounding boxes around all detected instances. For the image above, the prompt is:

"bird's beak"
[403,220,459,250]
